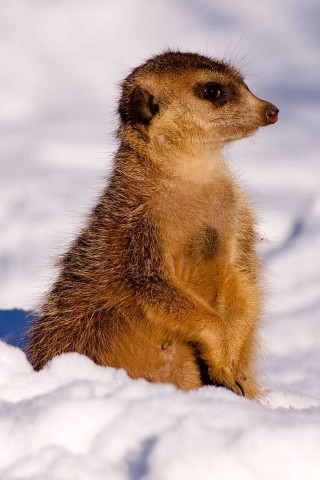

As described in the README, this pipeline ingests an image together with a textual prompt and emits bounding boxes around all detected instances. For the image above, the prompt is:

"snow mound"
[0,342,319,480]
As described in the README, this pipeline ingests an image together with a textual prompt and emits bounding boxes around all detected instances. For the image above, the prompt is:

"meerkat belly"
[106,315,202,390]
[168,225,230,305]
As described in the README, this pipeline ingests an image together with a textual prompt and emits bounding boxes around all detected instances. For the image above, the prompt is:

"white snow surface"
[1,1,320,479]
[1,344,320,480]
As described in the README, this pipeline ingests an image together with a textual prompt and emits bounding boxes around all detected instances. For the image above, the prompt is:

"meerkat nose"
[265,106,279,124]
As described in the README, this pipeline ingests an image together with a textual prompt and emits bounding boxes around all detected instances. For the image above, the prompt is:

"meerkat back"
[27,51,278,398]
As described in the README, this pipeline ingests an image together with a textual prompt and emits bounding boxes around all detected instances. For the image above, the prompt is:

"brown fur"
[27,51,279,399]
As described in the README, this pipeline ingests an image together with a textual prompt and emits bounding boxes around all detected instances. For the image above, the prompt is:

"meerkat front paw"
[219,376,246,397]
[207,363,247,397]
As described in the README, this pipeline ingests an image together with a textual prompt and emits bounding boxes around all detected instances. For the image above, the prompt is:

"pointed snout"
[265,105,279,124]
[248,92,280,128]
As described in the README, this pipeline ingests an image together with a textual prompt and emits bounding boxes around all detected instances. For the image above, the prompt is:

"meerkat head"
[118,51,279,156]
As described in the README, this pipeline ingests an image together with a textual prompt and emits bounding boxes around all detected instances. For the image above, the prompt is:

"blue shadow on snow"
[0,309,34,350]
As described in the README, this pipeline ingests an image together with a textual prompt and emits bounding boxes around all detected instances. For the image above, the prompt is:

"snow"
[1,344,319,480]
[1,0,320,478]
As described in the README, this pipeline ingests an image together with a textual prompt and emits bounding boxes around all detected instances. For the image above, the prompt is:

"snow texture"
[1,1,320,479]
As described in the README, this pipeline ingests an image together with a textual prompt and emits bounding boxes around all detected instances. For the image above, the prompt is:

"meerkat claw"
[235,380,245,397]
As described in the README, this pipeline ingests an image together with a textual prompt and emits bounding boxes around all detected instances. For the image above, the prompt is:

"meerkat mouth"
[217,123,257,139]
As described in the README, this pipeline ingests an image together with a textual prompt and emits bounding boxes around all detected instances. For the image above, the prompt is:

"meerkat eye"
[204,83,222,99]
[195,82,228,106]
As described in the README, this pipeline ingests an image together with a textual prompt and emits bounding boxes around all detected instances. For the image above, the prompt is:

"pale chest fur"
[152,170,242,305]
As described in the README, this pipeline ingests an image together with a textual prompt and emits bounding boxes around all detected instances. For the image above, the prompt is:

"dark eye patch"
[203,83,223,100]
[195,82,238,107]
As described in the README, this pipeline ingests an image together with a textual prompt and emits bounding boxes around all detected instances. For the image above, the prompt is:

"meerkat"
[27,51,279,399]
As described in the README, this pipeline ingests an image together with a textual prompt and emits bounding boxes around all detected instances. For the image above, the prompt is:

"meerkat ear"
[121,86,159,125]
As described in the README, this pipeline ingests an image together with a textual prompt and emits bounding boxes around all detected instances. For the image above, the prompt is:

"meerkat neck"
[171,149,226,185]
[120,134,226,186]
